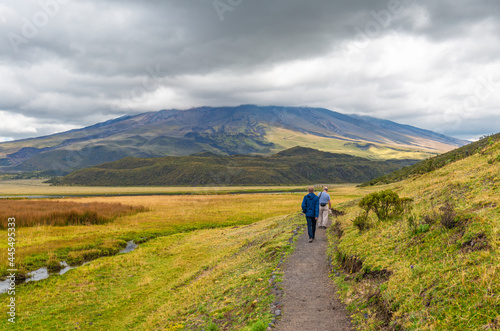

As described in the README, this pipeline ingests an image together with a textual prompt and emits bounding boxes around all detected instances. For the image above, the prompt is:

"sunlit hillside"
[330,134,500,330]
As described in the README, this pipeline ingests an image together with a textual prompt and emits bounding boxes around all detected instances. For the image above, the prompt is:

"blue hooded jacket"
[301,192,319,218]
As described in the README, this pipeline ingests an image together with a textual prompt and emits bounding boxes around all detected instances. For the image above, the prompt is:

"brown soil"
[276,220,353,331]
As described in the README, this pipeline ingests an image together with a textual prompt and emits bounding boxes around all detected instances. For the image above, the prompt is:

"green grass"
[0,178,309,196]
[361,133,500,187]
[0,194,303,278]
[0,213,304,330]
[328,138,500,330]
[266,126,438,160]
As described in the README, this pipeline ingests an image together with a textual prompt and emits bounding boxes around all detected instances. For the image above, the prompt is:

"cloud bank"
[1,0,499,140]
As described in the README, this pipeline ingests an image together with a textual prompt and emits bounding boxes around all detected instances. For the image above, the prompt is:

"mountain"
[0,105,467,174]
[48,147,417,186]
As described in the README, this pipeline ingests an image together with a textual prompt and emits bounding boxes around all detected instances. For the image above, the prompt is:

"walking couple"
[301,187,331,243]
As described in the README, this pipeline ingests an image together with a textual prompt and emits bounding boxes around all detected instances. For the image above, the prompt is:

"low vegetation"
[0,194,303,278]
[328,135,500,330]
[0,200,146,228]
[48,147,416,186]
[358,189,412,222]
[0,179,310,197]
[0,212,304,330]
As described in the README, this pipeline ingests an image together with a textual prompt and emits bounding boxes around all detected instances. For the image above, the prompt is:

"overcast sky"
[1,0,499,141]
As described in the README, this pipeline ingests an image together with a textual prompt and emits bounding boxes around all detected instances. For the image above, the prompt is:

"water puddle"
[119,240,138,254]
[0,261,77,294]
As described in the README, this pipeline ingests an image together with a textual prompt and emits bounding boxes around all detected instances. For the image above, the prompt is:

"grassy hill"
[328,133,500,329]
[361,133,500,187]
[48,147,418,186]
[0,106,466,174]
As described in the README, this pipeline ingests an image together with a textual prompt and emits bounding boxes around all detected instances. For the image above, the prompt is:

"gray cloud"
[0,0,499,141]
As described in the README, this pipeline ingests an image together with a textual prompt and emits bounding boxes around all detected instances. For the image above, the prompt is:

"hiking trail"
[276,220,352,331]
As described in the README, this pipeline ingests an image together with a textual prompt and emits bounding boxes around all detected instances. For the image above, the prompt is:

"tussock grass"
[0,213,304,330]
[328,139,500,330]
[0,200,146,228]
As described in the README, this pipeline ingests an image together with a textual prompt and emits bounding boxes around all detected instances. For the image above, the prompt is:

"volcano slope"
[328,134,500,330]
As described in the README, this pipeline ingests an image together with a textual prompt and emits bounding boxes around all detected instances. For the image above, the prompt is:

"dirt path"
[276,222,352,331]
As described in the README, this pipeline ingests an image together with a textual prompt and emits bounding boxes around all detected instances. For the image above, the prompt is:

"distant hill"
[48,147,418,186]
[0,105,467,174]
[361,133,500,186]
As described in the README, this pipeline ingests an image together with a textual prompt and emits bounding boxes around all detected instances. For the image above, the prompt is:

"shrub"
[406,213,419,233]
[352,213,370,232]
[422,213,437,225]
[439,202,458,229]
[358,189,411,221]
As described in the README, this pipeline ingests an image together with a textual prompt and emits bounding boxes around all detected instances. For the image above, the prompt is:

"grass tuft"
[0,200,146,228]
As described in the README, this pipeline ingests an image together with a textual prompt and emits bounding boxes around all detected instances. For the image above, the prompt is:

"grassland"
[328,137,500,330]
[266,127,437,160]
[0,179,307,196]
[0,194,307,278]
[0,210,304,330]
[0,182,382,330]
[362,132,500,187]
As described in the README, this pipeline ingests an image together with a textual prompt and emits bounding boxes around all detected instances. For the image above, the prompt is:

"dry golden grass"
[0,194,303,276]
[0,200,146,228]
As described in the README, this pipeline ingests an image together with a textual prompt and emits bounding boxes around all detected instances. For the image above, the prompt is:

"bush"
[352,213,370,232]
[422,213,437,225]
[439,202,458,229]
[406,213,419,233]
[358,189,411,221]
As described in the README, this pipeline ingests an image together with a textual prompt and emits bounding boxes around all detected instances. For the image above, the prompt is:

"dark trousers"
[306,216,317,239]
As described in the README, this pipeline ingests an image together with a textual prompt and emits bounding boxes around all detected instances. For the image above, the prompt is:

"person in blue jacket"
[301,187,319,243]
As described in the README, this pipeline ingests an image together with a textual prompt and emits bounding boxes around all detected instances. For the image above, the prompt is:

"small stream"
[119,240,138,254]
[0,241,138,294]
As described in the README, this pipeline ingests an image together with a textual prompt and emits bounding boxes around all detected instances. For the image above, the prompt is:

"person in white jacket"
[317,187,331,229]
